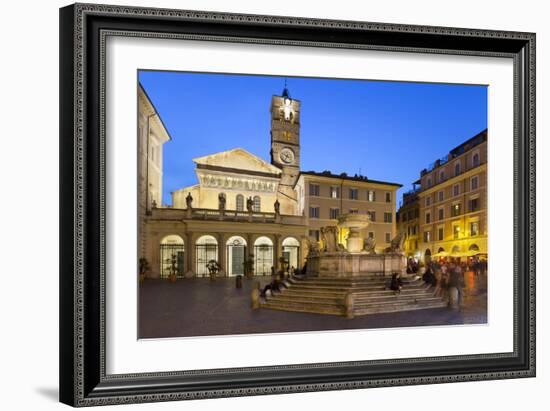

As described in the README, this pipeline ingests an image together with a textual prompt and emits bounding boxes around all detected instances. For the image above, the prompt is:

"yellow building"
[417,129,488,261]
[397,185,420,258]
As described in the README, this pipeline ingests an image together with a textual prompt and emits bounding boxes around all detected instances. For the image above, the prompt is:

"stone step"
[282,289,347,298]
[266,295,343,307]
[287,283,428,293]
[354,296,444,308]
[291,277,389,285]
[353,301,448,315]
[261,301,344,316]
[269,294,344,304]
[353,292,439,303]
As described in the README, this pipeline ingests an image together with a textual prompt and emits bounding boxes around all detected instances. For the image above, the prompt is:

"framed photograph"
[59,3,535,407]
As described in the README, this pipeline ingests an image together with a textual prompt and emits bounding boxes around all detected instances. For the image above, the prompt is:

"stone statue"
[305,238,320,258]
[363,237,377,254]
[320,226,339,253]
[274,199,280,215]
[246,196,254,212]
[218,193,226,211]
[385,232,405,253]
[185,192,193,209]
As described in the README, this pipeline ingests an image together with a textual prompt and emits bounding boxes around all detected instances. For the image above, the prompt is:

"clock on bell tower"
[270,87,301,200]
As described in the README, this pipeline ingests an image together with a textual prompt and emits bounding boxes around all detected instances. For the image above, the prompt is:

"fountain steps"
[261,276,446,316]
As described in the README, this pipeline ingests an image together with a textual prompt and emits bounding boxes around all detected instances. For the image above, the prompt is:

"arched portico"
[226,236,247,276]
[159,235,185,279]
[282,237,300,272]
[195,235,218,277]
[254,236,273,276]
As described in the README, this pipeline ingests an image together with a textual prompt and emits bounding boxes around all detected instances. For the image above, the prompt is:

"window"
[472,153,480,167]
[401,212,407,222]
[453,184,460,197]
[471,176,479,190]
[236,194,244,211]
[438,191,444,202]
[412,225,417,235]
[451,203,461,217]
[367,190,376,202]
[367,211,376,222]
[414,209,419,218]
[423,231,431,243]
[330,186,340,199]
[309,230,320,241]
[384,212,393,223]
[438,227,444,241]
[425,212,431,224]
[438,208,444,221]
[309,183,320,196]
[349,208,359,214]
[253,195,261,212]
[455,162,461,176]
[469,198,480,212]
[425,196,431,207]
[368,231,375,239]
[349,188,359,200]
[385,232,391,243]
[309,206,320,218]
[439,170,445,182]
[385,192,391,203]
[470,221,479,236]
[329,208,340,219]
[427,177,432,187]
[453,225,461,239]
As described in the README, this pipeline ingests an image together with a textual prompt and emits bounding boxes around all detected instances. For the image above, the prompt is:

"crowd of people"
[417,257,487,307]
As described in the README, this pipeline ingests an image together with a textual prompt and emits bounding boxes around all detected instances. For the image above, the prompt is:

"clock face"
[279,147,295,164]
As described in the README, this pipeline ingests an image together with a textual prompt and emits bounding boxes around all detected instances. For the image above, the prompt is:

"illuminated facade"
[396,185,420,258]
[416,129,488,261]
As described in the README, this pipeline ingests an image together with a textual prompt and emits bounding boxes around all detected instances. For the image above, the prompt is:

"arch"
[469,244,480,251]
[254,236,273,276]
[452,245,461,253]
[226,236,247,276]
[159,235,185,279]
[425,249,432,256]
[236,194,244,211]
[437,247,445,253]
[195,235,218,277]
[253,195,261,212]
[282,237,301,272]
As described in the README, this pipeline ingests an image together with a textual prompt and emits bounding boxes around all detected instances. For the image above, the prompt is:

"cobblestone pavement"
[139,276,488,339]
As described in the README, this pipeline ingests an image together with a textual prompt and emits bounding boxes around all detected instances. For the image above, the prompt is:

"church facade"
[140,85,401,279]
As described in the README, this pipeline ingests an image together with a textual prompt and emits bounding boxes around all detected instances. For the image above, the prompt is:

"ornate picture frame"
[59,3,535,406]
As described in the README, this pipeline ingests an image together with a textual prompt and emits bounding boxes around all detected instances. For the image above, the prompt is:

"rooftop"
[420,129,487,176]
[300,170,402,187]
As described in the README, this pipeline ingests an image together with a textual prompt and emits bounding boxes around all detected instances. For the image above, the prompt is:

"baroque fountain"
[306,213,406,277]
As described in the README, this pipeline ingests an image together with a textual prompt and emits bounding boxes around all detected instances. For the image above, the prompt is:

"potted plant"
[243,254,254,279]
[139,257,150,283]
[206,259,221,281]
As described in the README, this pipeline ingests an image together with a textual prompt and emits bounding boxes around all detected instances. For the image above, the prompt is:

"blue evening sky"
[139,71,487,209]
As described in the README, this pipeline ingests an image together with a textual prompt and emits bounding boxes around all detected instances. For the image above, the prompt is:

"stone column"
[185,232,194,278]
[273,234,282,272]
[217,233,227,276]
[149,232,161,279]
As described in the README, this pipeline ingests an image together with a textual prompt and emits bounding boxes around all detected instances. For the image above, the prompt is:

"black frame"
[60,3,535,407]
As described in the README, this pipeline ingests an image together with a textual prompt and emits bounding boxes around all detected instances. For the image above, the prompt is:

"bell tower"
[270,86,301,201]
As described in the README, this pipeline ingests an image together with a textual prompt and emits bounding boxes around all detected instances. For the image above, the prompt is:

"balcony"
[149,207,306,226]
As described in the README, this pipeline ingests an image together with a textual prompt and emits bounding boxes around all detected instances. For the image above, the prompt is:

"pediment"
[193,148,281,175]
